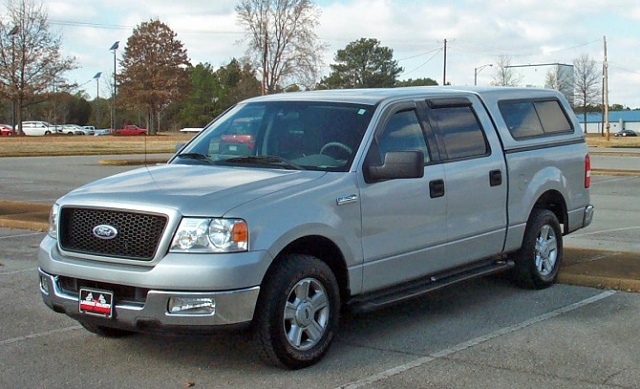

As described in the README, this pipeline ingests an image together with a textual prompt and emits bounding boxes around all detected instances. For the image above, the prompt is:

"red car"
[113,124,147,136]
[1,124,16,136]
[219,118,257,155]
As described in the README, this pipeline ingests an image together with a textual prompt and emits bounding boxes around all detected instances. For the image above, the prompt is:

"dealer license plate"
[79,288,113,318]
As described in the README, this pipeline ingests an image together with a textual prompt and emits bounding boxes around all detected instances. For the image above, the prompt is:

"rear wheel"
[512,209,563,289]
[79,321,135,338]
[254,254,340,369]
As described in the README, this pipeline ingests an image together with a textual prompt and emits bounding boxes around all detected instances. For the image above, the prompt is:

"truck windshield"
[174,101,374,172]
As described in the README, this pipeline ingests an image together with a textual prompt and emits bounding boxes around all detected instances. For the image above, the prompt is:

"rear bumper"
[583,204,595,227]
[38,268,259,331]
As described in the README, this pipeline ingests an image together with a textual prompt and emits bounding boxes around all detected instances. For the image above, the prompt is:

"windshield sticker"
[358,109,367,115]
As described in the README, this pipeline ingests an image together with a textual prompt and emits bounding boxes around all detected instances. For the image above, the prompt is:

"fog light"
[168,297,215,315]
[40,275,49,294]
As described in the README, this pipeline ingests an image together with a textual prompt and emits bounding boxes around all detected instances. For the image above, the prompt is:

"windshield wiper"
[175,152,213,164]
[222,156,303,170]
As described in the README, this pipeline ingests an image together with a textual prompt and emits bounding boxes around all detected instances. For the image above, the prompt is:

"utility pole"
[603,36,610,141]
[93,72,102,127]
[8,26,20,134]
[443,39,447,85]
[109,41,119,130]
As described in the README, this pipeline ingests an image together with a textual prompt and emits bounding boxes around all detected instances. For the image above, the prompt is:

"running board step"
[347,259,515,313]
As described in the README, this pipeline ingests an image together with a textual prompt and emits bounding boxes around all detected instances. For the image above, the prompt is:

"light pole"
[93,72,102,127]
[474,63,493,86]
[8,26,20,132]
[109,41,119,130]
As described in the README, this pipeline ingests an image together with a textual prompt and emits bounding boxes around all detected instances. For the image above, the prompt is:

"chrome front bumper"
[39,268,259,330]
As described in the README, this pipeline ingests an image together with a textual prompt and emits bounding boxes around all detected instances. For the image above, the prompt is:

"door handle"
[429,179,445,198]
[490,170,502,187]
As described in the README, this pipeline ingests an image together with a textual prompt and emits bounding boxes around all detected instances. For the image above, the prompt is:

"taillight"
[585,155,591,188]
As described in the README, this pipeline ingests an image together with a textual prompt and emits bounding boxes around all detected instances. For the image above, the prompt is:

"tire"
[512,209,563,289]
[79,321,135,338]
[254,254,340,369]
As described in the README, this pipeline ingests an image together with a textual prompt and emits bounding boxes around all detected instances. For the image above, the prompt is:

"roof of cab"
[241,86,565,106]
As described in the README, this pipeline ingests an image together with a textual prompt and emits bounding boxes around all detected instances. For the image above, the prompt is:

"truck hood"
[59,164,326,216]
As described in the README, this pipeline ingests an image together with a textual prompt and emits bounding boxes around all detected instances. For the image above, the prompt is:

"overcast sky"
[42,0,640,108]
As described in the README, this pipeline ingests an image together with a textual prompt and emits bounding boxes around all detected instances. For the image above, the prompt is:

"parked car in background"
[112,124,147,136]
[62,124,95,136]
[93,128,112,136]
[219,118,258,155]
[20,121,55,136]
[615,129,637,137]
[0,124,15,136]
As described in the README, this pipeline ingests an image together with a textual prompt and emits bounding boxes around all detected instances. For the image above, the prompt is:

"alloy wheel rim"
[282,278,330,351]
[534,224,558,276]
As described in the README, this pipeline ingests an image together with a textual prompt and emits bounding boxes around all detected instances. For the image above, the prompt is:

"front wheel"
[254,254,340,369]
[512,209,563,289]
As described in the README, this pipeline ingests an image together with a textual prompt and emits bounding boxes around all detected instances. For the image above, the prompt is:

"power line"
[49,19,243,35]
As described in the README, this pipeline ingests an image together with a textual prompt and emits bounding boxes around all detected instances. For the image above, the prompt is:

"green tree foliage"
[236,0,326,94]
[396,78,438,87]
[174,59,261,128]
[119,19,190,133]
[319,38,403,89]
[176,63,218,127]
[214,58,262,108]
[0,0,76,134]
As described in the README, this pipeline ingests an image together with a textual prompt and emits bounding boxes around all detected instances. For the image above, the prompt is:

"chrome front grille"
[59,207,168,261]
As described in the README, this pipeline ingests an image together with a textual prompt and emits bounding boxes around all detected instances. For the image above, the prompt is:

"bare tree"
[491,55,522,87]
[235,0,326,94]
[119,19,190,134]
[573,54,600,130]
[0,0,76,135]
[545,64,574,106]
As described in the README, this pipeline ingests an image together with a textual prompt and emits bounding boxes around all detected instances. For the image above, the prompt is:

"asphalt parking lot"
[1,151,639,388]
[1,228,639,388]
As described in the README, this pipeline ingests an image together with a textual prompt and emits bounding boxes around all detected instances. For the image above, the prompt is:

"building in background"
[576,111,640,134]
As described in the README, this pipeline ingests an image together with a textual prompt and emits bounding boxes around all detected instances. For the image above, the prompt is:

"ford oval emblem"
[92,225,118,240]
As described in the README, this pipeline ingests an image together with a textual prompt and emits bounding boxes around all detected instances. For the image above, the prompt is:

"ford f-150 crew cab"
[38,86,594,369]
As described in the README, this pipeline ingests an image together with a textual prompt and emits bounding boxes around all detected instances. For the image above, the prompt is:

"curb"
[558,273,640,293]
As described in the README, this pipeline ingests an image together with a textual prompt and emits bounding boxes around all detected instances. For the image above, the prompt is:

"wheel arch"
[532,189,568,233]
[264,235,351,305]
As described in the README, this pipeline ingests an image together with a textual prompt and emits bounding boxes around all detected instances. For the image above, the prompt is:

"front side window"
[375,110,430,164]
[174,101,374,172]
[430,106,488,160]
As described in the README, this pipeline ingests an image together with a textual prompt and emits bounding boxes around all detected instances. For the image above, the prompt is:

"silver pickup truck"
[38,86,594,369]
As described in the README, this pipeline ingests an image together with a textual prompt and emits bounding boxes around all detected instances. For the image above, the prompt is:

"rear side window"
[499,99,573,140]
[430,106,488,160]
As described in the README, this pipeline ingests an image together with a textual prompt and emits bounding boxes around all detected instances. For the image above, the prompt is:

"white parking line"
[0,268,37,276]
[336,290,617,389]
[0,325,82,347]
[568,225,640,238]
[0,231,44,240]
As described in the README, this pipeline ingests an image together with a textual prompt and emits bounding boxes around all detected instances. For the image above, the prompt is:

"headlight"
[170,218,248,253]
[47,204,59,239]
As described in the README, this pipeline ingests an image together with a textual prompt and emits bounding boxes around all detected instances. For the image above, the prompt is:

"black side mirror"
[364,151,424,183]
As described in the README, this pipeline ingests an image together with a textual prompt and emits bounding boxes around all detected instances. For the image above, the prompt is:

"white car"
[20,121,56,136]
[93,128,112,136]
[60,124,94,135]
